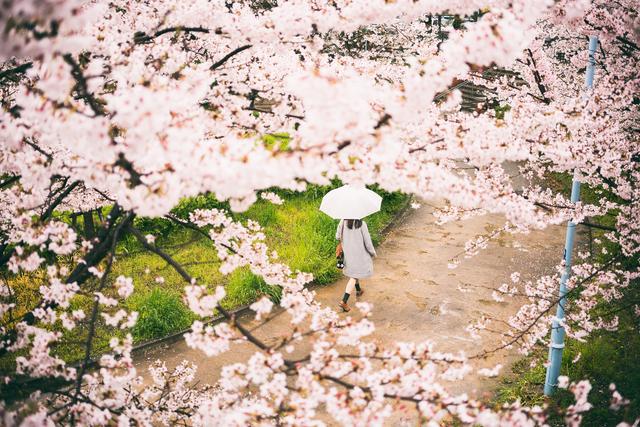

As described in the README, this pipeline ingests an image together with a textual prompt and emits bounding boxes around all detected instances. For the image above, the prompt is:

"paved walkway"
[133,199,567,421]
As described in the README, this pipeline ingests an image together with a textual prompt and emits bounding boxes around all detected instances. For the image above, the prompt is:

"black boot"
[339,293,350,312]
[355,281,363,297]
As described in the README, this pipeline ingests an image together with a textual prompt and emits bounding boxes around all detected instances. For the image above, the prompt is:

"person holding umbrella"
[320,185,381,312]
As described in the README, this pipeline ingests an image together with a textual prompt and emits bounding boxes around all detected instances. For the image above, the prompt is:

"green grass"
[493,172,639,426]
[495,354,548,407]
[130,288,197,342]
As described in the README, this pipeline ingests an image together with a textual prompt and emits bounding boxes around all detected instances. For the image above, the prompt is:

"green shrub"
[225,268,282,308]
[262,133,290,151]
[132,217,173,238]
[171,193,227,219]
[130,288,195,342]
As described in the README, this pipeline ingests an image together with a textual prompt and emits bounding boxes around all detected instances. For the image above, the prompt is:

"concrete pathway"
[133,199,568,421]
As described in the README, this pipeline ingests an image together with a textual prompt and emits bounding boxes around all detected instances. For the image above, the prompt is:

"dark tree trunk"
[83,211,95,239]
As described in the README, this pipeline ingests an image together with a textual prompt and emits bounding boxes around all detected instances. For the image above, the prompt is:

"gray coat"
[336,220,377,279]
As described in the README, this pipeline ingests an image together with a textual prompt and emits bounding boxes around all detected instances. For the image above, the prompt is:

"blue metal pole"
[543,35,598,396]
[585,36,599,89]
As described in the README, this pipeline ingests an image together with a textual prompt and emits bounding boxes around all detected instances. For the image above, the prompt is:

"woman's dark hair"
[346,219,362,229]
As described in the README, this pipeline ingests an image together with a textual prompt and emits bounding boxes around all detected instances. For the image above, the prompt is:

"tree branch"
[114,153,143,187]
[526,48,552,104]
[470,254,621,359]
[0,175,20,190]
[0,205,134,356]
[62,54,105,116]
[579,221,616,232]
[41,180,80,221]
[210,44,252,70]
[0,62,33,83]
[73,211,128,400]
[408,138,445,153]
[127,225,272,353]
[23,138,53,162]
[134,26,211,44]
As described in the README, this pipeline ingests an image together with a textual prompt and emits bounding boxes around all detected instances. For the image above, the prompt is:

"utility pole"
[544,35,599,396]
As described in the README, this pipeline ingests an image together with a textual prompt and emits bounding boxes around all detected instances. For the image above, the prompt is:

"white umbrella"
[319,185,382,219]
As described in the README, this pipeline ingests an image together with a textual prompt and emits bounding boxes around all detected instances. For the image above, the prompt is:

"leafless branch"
[0,62,33,83]
[62,54,106,116]
[134,26,211,44]
[525,48,552,104]
[210,44,253,70]
[41,180,80,221]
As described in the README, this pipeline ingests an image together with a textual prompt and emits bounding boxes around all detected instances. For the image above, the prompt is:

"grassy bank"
[2,185,409,370]
[494,173,639,426]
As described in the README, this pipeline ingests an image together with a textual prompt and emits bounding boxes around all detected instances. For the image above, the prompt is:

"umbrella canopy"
[319,185,382,219]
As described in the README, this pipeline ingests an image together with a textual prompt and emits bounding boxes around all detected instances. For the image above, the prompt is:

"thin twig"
[210,44,252,70]
[134,26,210,44]
[470,254,621,359]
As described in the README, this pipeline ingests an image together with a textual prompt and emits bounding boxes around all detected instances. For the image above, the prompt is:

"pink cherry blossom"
[0,0,637,424]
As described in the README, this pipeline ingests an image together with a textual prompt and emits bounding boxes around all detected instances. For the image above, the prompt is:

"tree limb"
[41,180,80,221]
[0,62,33,83]
[526,48,552,104]
[62,54,105,116]
[134,26,211,44]
[579,221,616,232]
[0,175,20,190]
[210,44,252,70]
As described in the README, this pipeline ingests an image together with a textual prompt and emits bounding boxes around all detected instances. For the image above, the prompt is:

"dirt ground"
[133,198,569,424]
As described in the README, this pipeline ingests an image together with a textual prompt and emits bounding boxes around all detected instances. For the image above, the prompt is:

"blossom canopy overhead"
[0,0,638,425]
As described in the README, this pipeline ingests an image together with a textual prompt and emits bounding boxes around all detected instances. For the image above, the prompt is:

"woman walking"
[336,218,377,312]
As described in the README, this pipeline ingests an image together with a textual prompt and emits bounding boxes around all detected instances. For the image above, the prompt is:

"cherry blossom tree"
[0,0,638,425]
